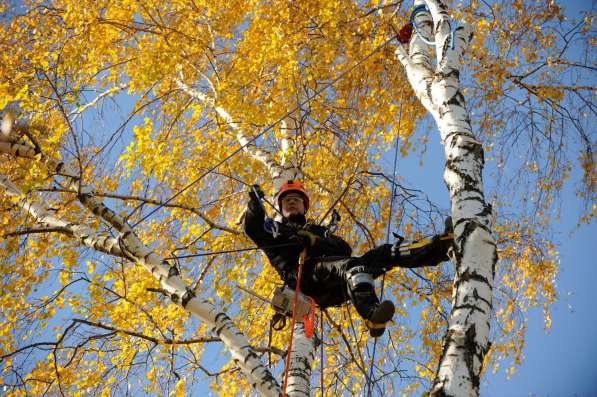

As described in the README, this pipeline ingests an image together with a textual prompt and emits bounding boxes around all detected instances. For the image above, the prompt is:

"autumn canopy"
[0,0,593,396]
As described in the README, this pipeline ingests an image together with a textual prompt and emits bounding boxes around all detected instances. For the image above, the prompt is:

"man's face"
[280,193,306,218]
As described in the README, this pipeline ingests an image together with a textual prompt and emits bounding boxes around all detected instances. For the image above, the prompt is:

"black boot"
[390,217,454,267]
[346,266,395,338]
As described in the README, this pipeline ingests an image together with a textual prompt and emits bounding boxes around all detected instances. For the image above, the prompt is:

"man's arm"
[243,187,275,247]
[301,226,352,257]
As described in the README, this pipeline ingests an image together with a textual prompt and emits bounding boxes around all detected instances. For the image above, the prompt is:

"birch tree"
[395,1,495,395]
[0,0,593,396]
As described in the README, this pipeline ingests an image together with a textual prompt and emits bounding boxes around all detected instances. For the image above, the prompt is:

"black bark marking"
[452,304,486,315]
[167,265,179,277]
[181,288,195,307]
[244,348,259,364]
[426,79,434,105]
[447,133,482,156]
[445,162,482,195]
[455,267,491,287]
[478,203,493,218]
[441,34,450,68]
[458,220,494,253]
[170,293,180,304]
[437,69,459,80]
[436,0,449,13]
[445,92,466,109]
[464,326,481,389]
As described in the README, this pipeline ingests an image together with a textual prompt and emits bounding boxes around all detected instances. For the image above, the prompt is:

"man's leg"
[313,259,394,337]
[356,228,454,271]
[344,263,395,337]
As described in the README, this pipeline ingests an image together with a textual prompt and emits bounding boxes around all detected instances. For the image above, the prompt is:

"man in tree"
[244,180,453,337]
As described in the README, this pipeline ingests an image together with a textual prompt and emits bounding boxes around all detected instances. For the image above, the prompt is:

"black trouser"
[312,243,394,282]
[307,244,394,317]
[307,240,447,314]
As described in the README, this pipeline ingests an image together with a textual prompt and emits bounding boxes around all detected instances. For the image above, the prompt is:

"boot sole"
[368,300,395,337]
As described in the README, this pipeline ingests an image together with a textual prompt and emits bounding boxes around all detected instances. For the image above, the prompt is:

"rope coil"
[410,4,457,50]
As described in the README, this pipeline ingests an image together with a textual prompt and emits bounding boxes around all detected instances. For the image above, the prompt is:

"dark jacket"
[243,198,352,307]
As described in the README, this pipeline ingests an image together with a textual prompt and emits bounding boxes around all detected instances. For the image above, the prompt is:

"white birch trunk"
[175,75,302,190]
[285,322,316,397]
[0,175,124,258]
[0,132,281,396]
[395,1,497,396]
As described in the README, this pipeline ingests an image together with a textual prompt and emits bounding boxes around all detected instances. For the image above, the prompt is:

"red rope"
[282,248,307,396]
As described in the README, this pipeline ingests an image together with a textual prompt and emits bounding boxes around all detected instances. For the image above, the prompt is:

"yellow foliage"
[0,0,581,394]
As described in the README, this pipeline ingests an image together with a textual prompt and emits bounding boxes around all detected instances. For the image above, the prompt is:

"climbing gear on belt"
[271,286,312,319]
[324,208,341,237]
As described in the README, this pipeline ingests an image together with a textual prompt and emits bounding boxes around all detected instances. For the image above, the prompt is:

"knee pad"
[345,265,374,291]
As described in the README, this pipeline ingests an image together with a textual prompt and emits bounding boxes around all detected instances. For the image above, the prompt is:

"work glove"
[248,184,265,203]
[292,229,319,248]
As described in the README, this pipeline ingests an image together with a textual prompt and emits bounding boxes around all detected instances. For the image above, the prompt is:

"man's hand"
[249,184,265,202]
[293,229,319,247]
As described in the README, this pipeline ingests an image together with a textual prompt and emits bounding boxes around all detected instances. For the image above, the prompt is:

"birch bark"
[395,1,497,395]
[285,323,316,397]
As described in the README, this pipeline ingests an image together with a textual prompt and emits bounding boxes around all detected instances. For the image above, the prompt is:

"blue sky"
[395,121,596,397]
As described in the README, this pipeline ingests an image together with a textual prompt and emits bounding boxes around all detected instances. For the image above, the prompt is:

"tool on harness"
[264,217,280,238]
[324,209,341,237]
[237,284,312,331]
[271,286,312,319]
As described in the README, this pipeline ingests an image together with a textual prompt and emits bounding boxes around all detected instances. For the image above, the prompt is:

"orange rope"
[320,310,325,397]
[282,248,307,396]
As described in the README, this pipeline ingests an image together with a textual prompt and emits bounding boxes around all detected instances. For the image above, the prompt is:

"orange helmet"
[275,180,310,211]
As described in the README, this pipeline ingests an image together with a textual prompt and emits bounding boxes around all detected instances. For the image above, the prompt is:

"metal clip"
[325,209,341,237]
[264,217,280,238]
